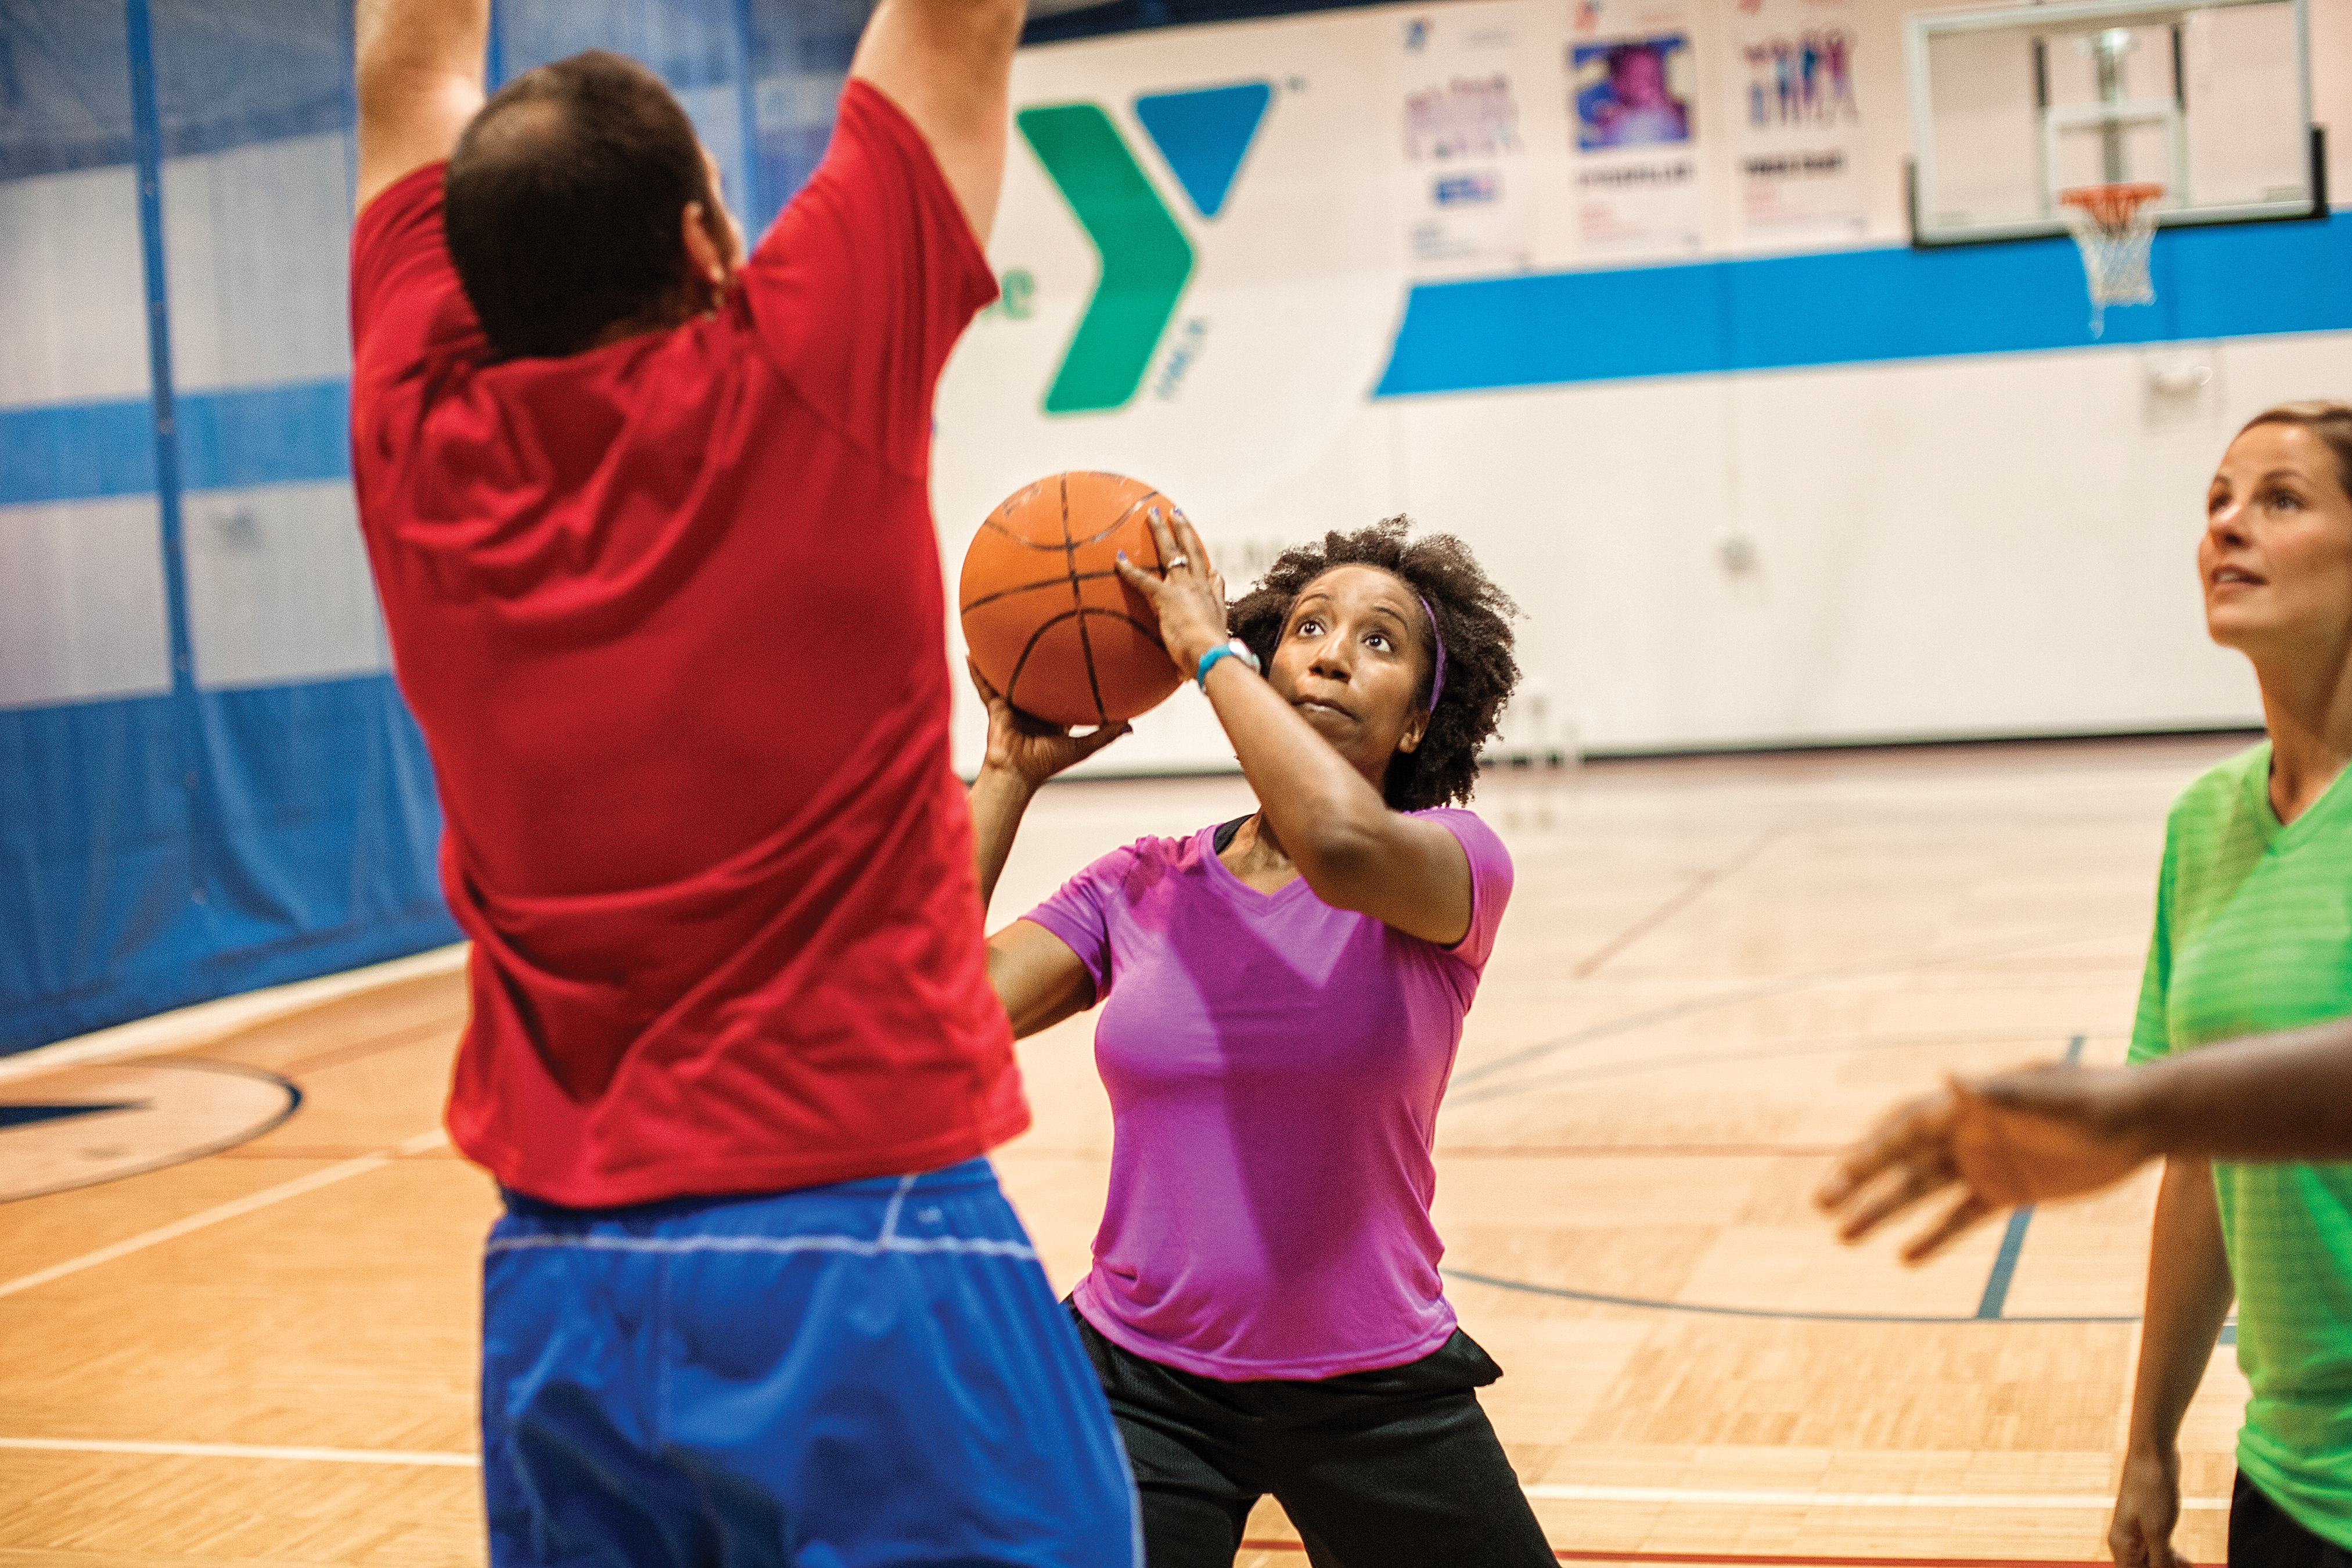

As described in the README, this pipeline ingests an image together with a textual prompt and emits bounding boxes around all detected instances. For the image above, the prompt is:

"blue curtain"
[0,0,870,1053]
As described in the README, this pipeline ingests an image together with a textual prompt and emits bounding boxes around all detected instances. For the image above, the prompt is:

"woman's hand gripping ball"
[968,660,1131,789]
[1115,508,1232,677]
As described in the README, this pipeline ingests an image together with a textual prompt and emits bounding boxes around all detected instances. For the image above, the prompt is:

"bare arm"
[986,919,1097,1038]
[849,0,1025,243]
[1818,1017,2352,1258]
[966,661,1124,1038]
[2110,1158,2233,1568]
[1113,513,1472,945]
[354,0,488,213]
[2094,1018,2352,1160]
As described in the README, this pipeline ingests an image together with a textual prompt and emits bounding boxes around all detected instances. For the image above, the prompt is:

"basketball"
[959,472,1190,727]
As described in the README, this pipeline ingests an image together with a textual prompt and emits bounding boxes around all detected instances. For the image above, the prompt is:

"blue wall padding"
[2,0,877,1053]
[1376,213,2352,397]
[0,678,457,1052]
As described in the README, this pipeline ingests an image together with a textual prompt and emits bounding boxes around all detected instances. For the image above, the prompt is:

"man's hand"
[1815,1065,2156,1263]
[355,0,489,211]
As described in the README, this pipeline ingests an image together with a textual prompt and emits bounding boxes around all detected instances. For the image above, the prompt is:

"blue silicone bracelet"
[1195,639,1261,692]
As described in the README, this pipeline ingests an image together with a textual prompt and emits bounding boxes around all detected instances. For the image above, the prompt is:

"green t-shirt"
[2130,741,2352,1547]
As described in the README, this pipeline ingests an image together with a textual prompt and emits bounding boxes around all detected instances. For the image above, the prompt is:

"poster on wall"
[1728,0,1865,238]
[1566,0,1705,253]
[1394,3,1533,271]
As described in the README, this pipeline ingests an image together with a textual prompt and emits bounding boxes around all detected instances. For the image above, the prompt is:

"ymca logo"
[1016,81,1273,415]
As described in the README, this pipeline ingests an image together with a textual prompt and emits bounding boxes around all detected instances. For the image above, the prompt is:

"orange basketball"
[959,472,1188,727]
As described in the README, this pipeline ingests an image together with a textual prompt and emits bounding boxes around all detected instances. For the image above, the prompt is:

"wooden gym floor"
[0,732,2262,1567]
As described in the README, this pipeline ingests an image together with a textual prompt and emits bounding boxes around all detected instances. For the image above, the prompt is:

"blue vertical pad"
[1133,81,1272,221]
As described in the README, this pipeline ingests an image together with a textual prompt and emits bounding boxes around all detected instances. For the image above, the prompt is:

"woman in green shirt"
[2108,401,2352,1568]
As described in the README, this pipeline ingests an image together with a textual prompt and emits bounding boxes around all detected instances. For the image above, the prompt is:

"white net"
[2058,183,2162,337]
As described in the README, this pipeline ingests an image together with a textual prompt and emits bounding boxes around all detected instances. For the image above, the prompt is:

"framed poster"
[1566,10,1704,252]
[1731,0,1866,238]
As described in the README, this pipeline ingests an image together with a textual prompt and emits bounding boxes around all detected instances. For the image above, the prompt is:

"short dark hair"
[443,51,715,359]
[1228,517,1522,812]
[2236,401,2352,501]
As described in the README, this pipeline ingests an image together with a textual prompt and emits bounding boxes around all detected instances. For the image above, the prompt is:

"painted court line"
[0,1128,448,1300]
[1976,1035,2088,1319]
[0,1436,476,1468]
[0,1437,2231,1519]
[1523,1484,2225,1511]
[1247,1549,2111,1567]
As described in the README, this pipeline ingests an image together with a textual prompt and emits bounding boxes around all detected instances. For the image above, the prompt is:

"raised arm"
[1202,654,1470,944]
[1114,513,1473,947]
[849,0,1026,243]
[354,0,488,212]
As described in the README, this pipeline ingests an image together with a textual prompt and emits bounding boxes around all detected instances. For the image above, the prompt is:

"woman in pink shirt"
[970,512,1553,1567]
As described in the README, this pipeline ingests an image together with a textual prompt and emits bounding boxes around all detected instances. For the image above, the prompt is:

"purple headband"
[1417,596,1447,714]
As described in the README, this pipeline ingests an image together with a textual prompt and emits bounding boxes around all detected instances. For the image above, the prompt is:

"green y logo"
[1017,82,1273,416]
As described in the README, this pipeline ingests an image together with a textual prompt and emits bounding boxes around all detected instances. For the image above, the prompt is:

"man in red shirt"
[348,1,1137,1560]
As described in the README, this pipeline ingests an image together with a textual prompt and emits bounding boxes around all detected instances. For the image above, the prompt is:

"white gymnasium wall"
[935,0,2352,768]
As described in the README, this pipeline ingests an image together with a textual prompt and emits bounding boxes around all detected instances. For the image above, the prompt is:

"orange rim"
[2057,181,2164,228]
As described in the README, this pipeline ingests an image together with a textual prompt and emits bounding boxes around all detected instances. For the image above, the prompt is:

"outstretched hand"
[1814,1064,2155,1263]
[1113,508,1232,677]
[968,660,1130,787]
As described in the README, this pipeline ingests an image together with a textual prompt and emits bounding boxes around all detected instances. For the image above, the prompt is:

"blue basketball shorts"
[480,1158,1141,1568]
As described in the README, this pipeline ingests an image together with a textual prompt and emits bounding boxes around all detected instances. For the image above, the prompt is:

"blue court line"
[1973,1034,2088,1319]
[0,379,351,508]
[1973,1203,2039,1320]
[1375,211,2352,398]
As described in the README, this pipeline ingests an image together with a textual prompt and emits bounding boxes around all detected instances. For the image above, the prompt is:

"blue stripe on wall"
[0,379,350,507]
[178,380,351,492]
[6,220,2344,509]
[1376,213,2352,398]
[0,400,158,507]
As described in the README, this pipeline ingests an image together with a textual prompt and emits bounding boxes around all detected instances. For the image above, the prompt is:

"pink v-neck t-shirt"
[1023,810,1512,1381]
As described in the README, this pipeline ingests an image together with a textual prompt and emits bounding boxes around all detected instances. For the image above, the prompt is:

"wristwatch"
[1195,638,1262,692]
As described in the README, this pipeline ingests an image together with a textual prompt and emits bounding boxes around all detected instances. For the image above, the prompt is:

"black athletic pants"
[1068,1304,1555,1568]
[2232,1472,2352,1568]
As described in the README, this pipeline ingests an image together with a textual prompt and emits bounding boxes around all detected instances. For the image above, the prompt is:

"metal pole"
[2094,28,2128,184]
[124,0,211,915]
[731,0,763,231]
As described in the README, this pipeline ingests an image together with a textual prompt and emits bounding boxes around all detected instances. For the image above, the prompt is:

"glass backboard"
[1905,0,2318,245]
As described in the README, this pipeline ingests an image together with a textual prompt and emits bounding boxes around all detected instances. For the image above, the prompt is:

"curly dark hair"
[1227,517,1520,811]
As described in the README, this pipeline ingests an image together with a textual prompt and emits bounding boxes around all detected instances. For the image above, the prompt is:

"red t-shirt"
[348,81,1026,1207]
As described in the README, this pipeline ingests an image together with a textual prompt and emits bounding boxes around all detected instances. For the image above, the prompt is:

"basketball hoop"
[2058,182,2163,337]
